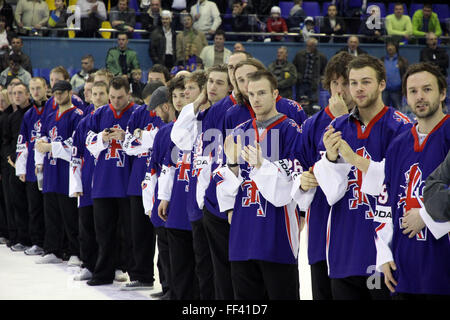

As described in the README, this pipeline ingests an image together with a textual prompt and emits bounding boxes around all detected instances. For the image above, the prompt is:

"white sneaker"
[73,268,93,281]
[35,253,63,264]
[114,270,128,282]
[67,255,82,267]
[24,245,44,256]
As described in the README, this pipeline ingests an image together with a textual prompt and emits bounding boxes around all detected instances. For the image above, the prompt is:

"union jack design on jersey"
[137,123,154,159]
[347,146,374,219]
[241,179,265,217]
[31,120,42,142]
[397,163,427,241]
[48,126,62,165]
[393,110,412,125]
[176,152,191,192]
[105,124,125,167]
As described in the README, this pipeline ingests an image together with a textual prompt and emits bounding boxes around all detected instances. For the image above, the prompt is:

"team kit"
[12,51,450,300]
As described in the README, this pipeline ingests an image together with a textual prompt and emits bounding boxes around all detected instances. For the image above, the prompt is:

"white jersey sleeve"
[290,172,317,211]
[249,159,294,207]
[417,197,450,240]
[196,159,212,210]
[50,137,73,163]
[361,159,385,196]
[170,103,199,151]
[86,131,108,159]
[313,153,352,206]
[216,166,243,213]
[123,127,159,156]
[374,204,394,272]
[157,165,176,201]
[142,171,158,215]
[34,136,48,166]
[15,141,28,177]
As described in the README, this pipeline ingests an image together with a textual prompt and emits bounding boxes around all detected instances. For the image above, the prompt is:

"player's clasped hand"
[402,208,426,238]
[224,135,242,165]
[241,141,263,169]
[300,167,319,191]
[323,126,342,162]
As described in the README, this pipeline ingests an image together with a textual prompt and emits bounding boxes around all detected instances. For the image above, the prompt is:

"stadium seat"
[409,4,424,18]
[367,2,386,18]
[279,1,295,19]
[133,22,142,39]
[433,4,449,22]
[322,2,332,16]
[303,2,321,18]
[129,0,139,13]
[39,69,51,82]
[387,3,408,16]
[348,0,362,9]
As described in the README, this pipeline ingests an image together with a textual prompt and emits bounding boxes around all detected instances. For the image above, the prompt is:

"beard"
[356,89,379,109]
[411,98,441,119]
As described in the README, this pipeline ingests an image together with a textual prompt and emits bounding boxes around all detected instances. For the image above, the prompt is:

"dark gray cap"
[147,86,169,111]
[52,80,72,93]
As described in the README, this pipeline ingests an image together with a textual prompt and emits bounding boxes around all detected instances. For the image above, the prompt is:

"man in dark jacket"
[149,10,177,70]
[293,37,327,104]
[320,4,346,43]
[420,32,449,77]
[336,36,368,56]
[268,46,297,99]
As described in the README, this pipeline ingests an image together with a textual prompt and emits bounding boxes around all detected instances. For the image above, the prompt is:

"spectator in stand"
[381,40,408,110]
[175,13,207,65]
[77,0,107,38]
[0,54,31,87]
[266,6,288,42]
[412,4,442,40]
[268,46,297,99]
[336,36,367,56]
[199,30,232,70]
[149,10,177,70]
[250,0,272,19]
[0,0,13,30]
[109,0,136,36]
[302,16,316,42]
[141,0,162,37]
[0,16,13,56]
[320,4,346,43]
[293,37,327,104]
[420,32,449,77]
[147,64,170,85]
[14,0,49,36]
[0,37,32,74]
[47,0,69,37]
[70,54,98,94]
[233,42,245,52]
[385,3,412,43]
[288,0,306,31]
[231,0,251,41]
[358,6,385,43]
[105,32,140,79]
[332,0,365,34]
[130,68,144,99]
[190,0,222,38]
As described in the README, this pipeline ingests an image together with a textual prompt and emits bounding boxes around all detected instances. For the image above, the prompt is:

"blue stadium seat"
[129,0,140,15]
[367,3,386,18]
[303,1,321,18]
[348,0,362,9]
[433,4,449,22]
[387,3,408,16]
[32,69,40,78]
[133,22,142,39]
[39,68,51,82]
[409,4,424,18]
[279,1,294,19]
[322,2,332,16]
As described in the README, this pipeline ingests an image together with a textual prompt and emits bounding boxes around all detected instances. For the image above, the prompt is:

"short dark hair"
[117,32,128,38]
[109,76,130,93]
[82,54,94,62]
[385,39,399,53]
[347,54,386,83]
[423,4,432,10]
[207,64,230,86]
[167,76,185,105]
[215,29,226,39]
[402,62,447,99]
[248,69,278,92]
[149,64,170,82]
[322,51,355,91]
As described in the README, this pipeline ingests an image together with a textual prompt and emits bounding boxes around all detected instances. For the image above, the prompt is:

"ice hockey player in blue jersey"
[291,52,356,300]
[120,81,165,291]
[34,80,83,266]
[14,77,48,256]
[69,80,110,281]
[216,70,302,300]
[313,55,412,300]
[375,63,450,299]
[84,76,137,286]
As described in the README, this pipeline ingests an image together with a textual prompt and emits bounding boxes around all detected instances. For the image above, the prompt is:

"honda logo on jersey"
[105,124,125,167]
[241,179,265,217]
[347,147,375,219]
[397,163,427,241]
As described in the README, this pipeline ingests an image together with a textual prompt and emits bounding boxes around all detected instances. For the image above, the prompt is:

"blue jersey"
[293,106,336,265]
[206,96,308,220]
[318,106,412,278]
[41,106,84,195]
[125,105,164,196]
[85,103,137,199]
[377,115,450,295]
[223,116,302,264]
[44,95,85,118]
[71,111,95,208]
[16,104,46,182]
[146,122,174,228]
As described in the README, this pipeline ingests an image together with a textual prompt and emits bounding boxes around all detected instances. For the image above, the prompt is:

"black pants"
[393,293,450,300]
[155,227,171,294]
[331,276,391,300]
[202,208,234,299]
[129,196,156,283]
[230,260,300,300]
[92,197,133,282]
[43,192,79,258]
[191,217,215,300]
[78,205,98,272]
[166,227,199,300]
[311,260,333,300]
[0,168,7,239]
[26,181,44,247]
[10,173,31,246]
[0,166,13,241]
